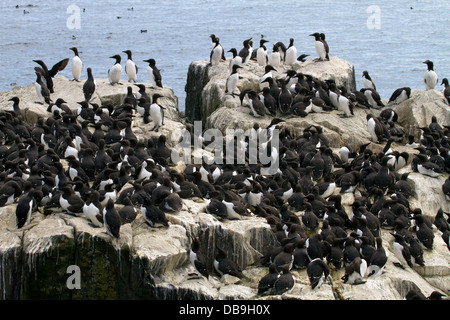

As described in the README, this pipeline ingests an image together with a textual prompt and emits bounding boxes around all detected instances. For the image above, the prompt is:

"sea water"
[0,0,449,111]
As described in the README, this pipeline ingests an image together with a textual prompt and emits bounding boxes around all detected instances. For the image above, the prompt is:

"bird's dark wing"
[49,58,70,77]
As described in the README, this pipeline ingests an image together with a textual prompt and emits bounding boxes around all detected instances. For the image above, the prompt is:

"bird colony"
[0,33,449,300]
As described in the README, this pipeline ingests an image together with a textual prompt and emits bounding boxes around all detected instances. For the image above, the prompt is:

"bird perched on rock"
[362,70,376,90]
[34,71,52,105]
[388,87,411,105]
[103,198,121,238]
[210,34,224,66]
[310,32,329,61]
[214,247,243,278]
[341,256,367,285]
[423,60,438,90]
[307,258,330,289]
[108,54,122,85]
[83,67,96,102]
[257,263,279,295]
[441,78,450,104]
[33,58,69,93]
[284,38,297,66]
[256,38,269,66]
[69,47,83,81]
[143,58,163,88]
[146,93,165,132]
[367,237,388,277]
[225,64,242,97]
[123,50,138,82]
[272,265,295,295]
[189,236,209,279]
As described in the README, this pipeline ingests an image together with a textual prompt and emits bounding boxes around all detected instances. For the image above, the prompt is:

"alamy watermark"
[171,121,280,175]
[66,4,81,30]
[66,265,81,289]
[367,5,381,29]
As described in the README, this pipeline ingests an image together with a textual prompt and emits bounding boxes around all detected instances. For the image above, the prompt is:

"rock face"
[0,56,449,301]
[185,56,356,124]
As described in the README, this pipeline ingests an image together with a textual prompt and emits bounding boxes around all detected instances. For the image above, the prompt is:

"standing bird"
[367,237,388,277]
[245,89,266,117]
[108,54,122,85]
[103,198,121,238]
[34,71,52,104]
[83,67,96,102]
[341,257,367,285]
[268,44,281,68]
[238,38,253,65]
[256,38,269,66]
[441,78,450,104]
[307,258,330,289]
[189,237,209,279]
[362,70,376,90]
[257,263,279,295]
[123,50,138,83]
[214,247,243,278]
[423,60,438,90]
[310,33,329,61]
[272,265,295,295]
[147,93,165,132]
[225,64,242,97]
[227,48,243,72]
[70,47,83,81]
[33,58,69,93]
[278,78,293,114]
[284,38,297,66]
[16,190,39,229]
[143,58,163,88]
[210,34,224,66]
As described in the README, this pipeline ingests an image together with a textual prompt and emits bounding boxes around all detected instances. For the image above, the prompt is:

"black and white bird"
[388,87,411,105]
[123,50,138,83]
[189,237,209,279]
[147,93,165,132]
[423,60,438,90]
[441,78,450,104]
[82,190,104,227]
[284,38,297,66]
[143,58,163,88]
[225,64,242,97]
[33,58,69,93]
[34,71,52,104]
[341,257,367,285]
[256,38,269,66]
[108,54,122,85]
[362,70,376,90]
[268,44,281,69]
[69,47,83,81]
[83,67,96,102]
[272,265,295,295]
[361,88,384,108]
[310,32,329,61]
[307,258,330,289]
[238,38,253,65]
[367,237,388,277]
[227,48,243,72]
[214,247,243,278]
[257,263,279,295]
[210,34,224,66]
[103,198,121,238]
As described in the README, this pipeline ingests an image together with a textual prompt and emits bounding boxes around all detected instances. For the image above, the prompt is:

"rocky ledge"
[0,55,448,300]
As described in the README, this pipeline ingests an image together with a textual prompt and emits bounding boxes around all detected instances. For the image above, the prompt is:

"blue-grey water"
[1,0,449,111]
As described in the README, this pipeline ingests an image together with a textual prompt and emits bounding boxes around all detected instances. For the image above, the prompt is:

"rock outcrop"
[0,55,448,301]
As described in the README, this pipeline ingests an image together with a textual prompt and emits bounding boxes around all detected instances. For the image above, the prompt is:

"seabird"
[33,58,69,93]
[309,32,329,61]
[108,54,123,85]
[34,71,52,104]
[307,257,330,289]
[284,38,297,66]
[143,58,163,88]
[189,236,209,279]
[103,198,121,238]
[367,237,388,277]
[388,87,411,105]
[268,44,281,69]
[69,47,83,81]
[256,38,269,66]
[225,64,242,97]
[147,93,165,132]
[423,60,438,90]
[214,247,243,278]
[441,78,450,104]
[210,34,224,66]
[272,265,295,295]
[123,50,138,83]
[257,263,279,295]
[362,70,376,90]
